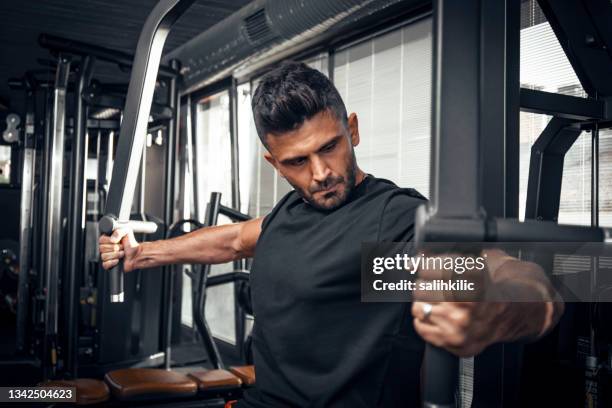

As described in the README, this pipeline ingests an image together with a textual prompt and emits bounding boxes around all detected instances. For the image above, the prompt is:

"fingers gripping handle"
[99,215,125,303]
[99,215,158,303]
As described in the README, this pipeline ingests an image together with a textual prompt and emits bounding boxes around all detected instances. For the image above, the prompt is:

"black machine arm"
[417,0,611,407]
[100,0,195,303]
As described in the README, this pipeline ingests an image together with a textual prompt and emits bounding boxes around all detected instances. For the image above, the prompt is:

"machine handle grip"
[108,264,125,303]
[423,345,458,408]
[100,217,158,235]
[99,215,156,303]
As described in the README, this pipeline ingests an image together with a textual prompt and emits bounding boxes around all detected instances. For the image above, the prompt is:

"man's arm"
[99,217,264,271]
[411,249,564,357]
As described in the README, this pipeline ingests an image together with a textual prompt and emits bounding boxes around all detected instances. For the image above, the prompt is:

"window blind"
[333,18,432,196]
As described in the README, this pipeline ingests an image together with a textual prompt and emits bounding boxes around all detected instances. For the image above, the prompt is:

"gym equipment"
[100,0,194,304]
[414,0,612,407]
[229,366,256,387]
[41,54,71,379]
[2,113,20,143]
[188,369,243,392]
[41,378,110,405]
[104,368,198,400]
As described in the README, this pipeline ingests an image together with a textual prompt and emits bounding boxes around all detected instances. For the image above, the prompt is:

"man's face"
[264,110,362,211]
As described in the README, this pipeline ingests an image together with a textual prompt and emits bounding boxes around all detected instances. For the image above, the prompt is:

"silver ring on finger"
[422,302,433,320]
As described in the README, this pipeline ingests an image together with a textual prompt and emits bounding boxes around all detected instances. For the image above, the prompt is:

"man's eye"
[289,158,306,166]
[321,142,336,152]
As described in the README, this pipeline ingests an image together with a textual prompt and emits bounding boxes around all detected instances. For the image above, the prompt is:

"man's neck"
[354,169,367,187]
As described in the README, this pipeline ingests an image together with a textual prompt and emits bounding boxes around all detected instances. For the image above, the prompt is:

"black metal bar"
[418,213,607,243]
[589,118,599,357]
[592,121,599,228]
[430,0,482,220]
[229,77,240,211]
[537,0,612,97]
[472,0,521,404]
[193,192,224,369]
[82,88,174,120]
[206,271,250,287]
[101,0,196,303]
[43,54,71,379]
[420,0,485,404]
[86,119,121,129]
[525,118,581,221]
[219,204,251,222]
[65,56,95,378]
[37,89,53,304]
[506,0,521,219]
[227,76,247,360]
[500,1,523,405]
[520,88,608,121]
[162,59,181,370]
[39,34,179,77]
[189,97,200,220]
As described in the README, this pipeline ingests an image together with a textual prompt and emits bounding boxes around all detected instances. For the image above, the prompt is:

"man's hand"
[411,249,564,357]
[98,228,140,272]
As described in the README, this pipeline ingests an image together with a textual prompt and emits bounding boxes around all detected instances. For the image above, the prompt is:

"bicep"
[237,216,264,257]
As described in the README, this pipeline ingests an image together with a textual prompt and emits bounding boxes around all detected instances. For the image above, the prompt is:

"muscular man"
[100,62,563,407]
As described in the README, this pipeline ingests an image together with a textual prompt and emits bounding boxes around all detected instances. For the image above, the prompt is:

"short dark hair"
[251,61,348,148]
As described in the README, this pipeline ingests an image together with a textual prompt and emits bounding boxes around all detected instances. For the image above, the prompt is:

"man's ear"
[263,152,287,179]
[263,151,279,171]
[347,113,360,147]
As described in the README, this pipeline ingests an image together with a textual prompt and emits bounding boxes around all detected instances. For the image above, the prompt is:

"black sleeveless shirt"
[238,176,427,407]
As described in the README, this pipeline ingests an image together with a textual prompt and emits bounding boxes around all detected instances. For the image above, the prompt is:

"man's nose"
[310,156,331,183]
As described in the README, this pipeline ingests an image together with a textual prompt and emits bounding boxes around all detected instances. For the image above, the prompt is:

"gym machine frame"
[31,31,182,378]
[417,0,612,407]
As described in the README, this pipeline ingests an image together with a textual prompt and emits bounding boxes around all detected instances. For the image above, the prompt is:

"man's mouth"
[316,183,338,195]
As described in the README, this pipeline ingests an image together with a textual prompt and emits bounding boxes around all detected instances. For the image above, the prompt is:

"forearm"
[131,223,246,269]
[492,258,564,342]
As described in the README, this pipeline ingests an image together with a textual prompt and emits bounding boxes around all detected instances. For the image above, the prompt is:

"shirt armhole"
[376,189,427,242]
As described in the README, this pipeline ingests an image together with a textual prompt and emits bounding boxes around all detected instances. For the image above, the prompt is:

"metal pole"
[229,77,240,211]
[38,89,53,298]
[422,0,482,405]
[162,59,181,369]
[193,192,224,369]
[590,116,599,356]
[188,97,200,221]
[65,55,95,378]
[43,54,71,379]
[16,85,37,352]
[228,77,246,352]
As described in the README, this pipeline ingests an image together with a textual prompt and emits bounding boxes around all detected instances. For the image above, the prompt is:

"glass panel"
[558,132,591,225]
[519,1,591,225]
[0,145,11,184]
[195,91,233,214]
[520,0,586,97]
[334,18,432,196]
[237,82,258,216]
[195,90,236,344]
